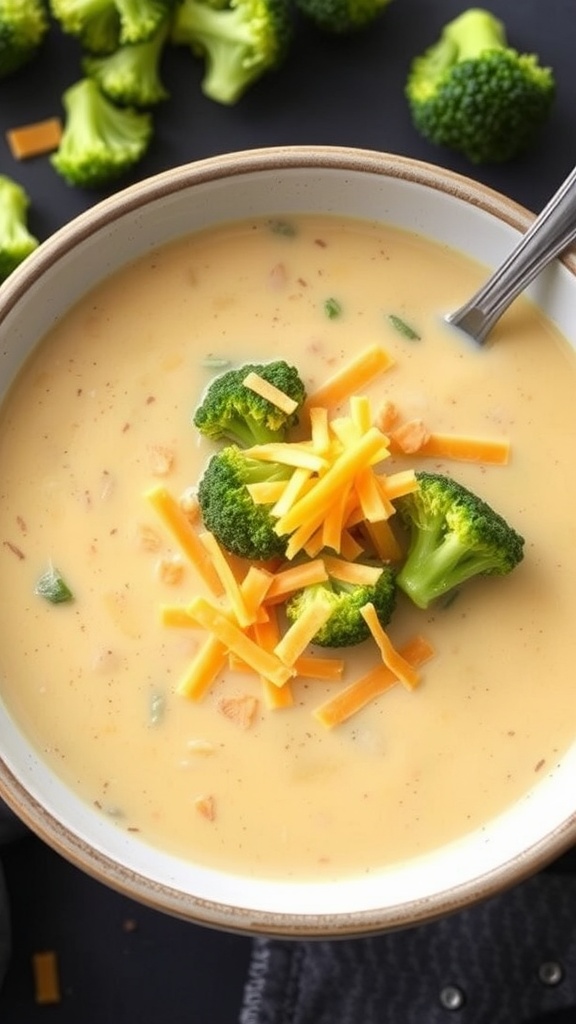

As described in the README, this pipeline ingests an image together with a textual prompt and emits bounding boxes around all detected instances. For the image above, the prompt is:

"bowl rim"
[1,144,576,938]
[4,144,576,319]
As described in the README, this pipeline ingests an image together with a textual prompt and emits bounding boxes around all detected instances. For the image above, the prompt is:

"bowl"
[1,146,575,938]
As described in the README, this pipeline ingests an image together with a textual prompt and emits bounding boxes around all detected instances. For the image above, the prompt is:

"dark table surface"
[0,2,575,1022]
[1,0,575,236]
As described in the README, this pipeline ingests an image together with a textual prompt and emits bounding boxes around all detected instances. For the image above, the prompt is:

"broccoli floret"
[285,567,397,647]
[171,0,294,105]
[197,445,293,560]
[50,0,174,50]
[51,78,153,188]
[395,471,525,610]
[49,0,121,54]
[405,7,555,164]
[115,0,175,43]
[0,175,39,283]
[83,18,170,106]
[295,0,391,35]
[0,0,48,78]
[193,361,306,447]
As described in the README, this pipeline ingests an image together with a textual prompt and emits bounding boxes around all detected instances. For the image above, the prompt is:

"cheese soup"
[0,214,575,881]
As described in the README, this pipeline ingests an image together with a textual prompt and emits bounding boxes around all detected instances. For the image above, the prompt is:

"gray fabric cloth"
[239,872,576,1024]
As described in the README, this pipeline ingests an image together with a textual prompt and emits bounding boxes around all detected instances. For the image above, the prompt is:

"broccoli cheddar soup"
[1,214,576,883]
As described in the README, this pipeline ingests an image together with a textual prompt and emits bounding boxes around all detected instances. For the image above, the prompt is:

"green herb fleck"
[149,691,166,727]
[268,219,296,238]
[201,357,231,369]
[324,297,342,320]
[35,566,73,604]
[387,314,421,340]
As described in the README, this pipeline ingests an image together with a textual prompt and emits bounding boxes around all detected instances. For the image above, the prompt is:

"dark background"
[0,1,575,1021]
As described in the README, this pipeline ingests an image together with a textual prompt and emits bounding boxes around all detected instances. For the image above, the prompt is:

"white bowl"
[1,146,575,937]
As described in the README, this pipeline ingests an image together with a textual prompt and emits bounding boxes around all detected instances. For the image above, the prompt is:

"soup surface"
[0,214,575,881]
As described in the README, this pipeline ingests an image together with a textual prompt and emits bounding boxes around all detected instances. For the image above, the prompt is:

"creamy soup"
[0,214,575,882]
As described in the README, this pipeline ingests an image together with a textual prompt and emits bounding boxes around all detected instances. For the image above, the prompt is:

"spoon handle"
[445,164,576,345]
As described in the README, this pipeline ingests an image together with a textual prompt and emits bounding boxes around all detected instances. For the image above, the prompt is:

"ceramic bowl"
[1,147,575,938]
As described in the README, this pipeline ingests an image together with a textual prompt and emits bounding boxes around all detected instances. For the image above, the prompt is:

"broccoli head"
[0,0,48,78]
[115,0,175,43]
[51,78,153,188]
[0,175,39,283]
[295,0,391,35]
[395,471,525,610]
[193,361,306,447]
[83,18,171,106]
[197,445,293,560]
[286,567,397,647]
[405,7,555,164]
[50,0,174,49]
[171,0,294,105]
[49,0,121,54]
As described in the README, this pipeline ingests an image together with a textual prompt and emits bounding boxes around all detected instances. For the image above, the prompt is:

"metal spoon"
[445,164,576,345]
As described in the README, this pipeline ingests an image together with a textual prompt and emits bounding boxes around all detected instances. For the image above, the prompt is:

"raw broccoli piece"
[51,78,153,188]
[49,0,121,54]
[0,0,48,78]
[50,0,173,50]
[114,0,175,43]
[197,445,293,560]
[405,7,555,164]
[295,0,391,35]
[193,361,306,447]
[0,175,39,283]
[83,18,170,106]
[171,0,294,105]
[285,567,397,647]
[395,471,525,610]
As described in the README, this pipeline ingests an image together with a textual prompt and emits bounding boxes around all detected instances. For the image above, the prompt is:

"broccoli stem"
[444,9,506,61]
[173,0,279,105]
[226,416,282,446]
[399,528,508,609]
[191,6,257,105]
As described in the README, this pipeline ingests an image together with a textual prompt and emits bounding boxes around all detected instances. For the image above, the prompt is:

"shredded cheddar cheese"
[302,343,394,412]
[7,118,63,160]
[273,594,333,666]
[32,951,61,1005]
[361,603,421,690]
[242,371,299,414]
[147,345,512,725]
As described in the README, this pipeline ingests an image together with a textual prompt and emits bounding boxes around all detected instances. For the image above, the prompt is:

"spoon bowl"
[445,164,576,344]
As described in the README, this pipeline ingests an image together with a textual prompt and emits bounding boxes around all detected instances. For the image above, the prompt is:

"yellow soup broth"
[0,214,575,881]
